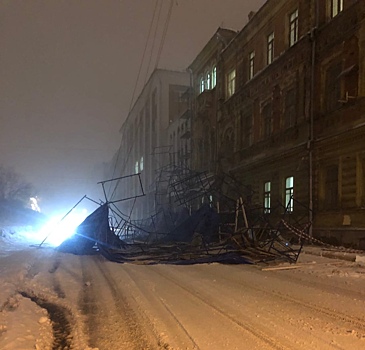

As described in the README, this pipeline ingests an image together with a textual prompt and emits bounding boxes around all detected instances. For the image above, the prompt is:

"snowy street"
[0,239,365,350]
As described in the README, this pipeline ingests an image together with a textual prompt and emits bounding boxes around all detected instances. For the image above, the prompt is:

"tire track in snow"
[19,290,73,350]
[121,266,201,350]
[199,265,365,334]
[80,256,161,350]
[146,267,291,350]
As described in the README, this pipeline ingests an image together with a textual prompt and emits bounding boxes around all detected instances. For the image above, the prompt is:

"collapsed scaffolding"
[58,164,312,265]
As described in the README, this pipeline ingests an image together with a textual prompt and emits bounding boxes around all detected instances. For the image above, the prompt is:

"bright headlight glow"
[37,209,88,247]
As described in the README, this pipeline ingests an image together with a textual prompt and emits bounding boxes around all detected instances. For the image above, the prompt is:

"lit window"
[330,0,343,18]
[285,176,294,212]
[226,69,236,98]
[267,32,274,65]
[200,77,205,93]
[264,181,271,213]
[212,66,217,88]
[135,161,139,174]
[249,51,255,80]
[140,156,144,171]
[289,9,299,47]
[206,72,211,89]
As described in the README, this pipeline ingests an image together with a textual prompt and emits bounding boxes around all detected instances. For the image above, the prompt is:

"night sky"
[0,0,265,215]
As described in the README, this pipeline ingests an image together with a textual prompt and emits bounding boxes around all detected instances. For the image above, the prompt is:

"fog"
[0,0,265,215]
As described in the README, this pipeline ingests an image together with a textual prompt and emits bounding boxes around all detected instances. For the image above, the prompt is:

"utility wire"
[107,0,160,198]
[144,0,164,84]
[155,0,173,70]
[108,0,174,202]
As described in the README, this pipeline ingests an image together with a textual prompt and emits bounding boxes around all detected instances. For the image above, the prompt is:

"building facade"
[189,0,365,247]
[189,28,237,175]
[112,69,190,220]
[313,0,365,246]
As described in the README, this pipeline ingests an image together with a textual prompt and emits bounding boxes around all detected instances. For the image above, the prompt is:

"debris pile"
[57,169,312,265]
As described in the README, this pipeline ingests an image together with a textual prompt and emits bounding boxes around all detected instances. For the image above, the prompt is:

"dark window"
[362,157,365,207]
[324,165,339,209]
[240,106,253,148]
[221,127,235,155]
[284,88,297,128]
[325,62,342,112]
[262,103,273,138]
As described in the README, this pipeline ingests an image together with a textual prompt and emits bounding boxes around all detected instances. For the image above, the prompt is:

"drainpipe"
[188,67,194,171]
[309,0,319,237]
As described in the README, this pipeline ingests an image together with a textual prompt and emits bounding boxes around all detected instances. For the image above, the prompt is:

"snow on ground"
[0,228,365,349]
[0,228,92,350]
[0,247,53,349]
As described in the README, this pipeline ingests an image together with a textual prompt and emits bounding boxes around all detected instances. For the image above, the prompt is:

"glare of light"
[36,209,88,247]
[29,197,41,212]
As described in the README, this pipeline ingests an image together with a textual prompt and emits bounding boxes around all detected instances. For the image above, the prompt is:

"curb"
[302,246,365,263]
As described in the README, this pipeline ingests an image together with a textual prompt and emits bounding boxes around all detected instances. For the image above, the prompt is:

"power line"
[155,0,173,70]
[144,0,164,84]
[108,1,174,201]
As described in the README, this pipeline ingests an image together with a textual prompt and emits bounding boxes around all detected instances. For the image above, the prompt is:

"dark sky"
[0,0,265,214]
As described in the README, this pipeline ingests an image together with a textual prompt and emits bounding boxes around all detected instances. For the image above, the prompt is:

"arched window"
[206,72,211,90]
[199,77,205,93]
[222,127,234,154]
[212,66,217,88]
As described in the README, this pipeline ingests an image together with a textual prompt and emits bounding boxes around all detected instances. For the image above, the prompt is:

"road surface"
[1,247,365,349]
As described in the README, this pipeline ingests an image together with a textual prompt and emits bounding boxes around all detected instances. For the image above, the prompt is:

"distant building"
[112,69,190,220]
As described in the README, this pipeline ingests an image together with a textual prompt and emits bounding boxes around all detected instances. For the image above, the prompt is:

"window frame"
[264,181,271,214]
[289,9,299,47]
[284,87,297,128]
[135,160,139,174]
[267,32,275,65]
[324,60,343,112]
[324,164,339,209]
[330,0,344,18]
[226,68,236,98]
[249,51,255,80]
[285,176,294,212]
[212,66,217,88]
[262,102,273,138]
[199,76,205,94]
[206,72,211,90]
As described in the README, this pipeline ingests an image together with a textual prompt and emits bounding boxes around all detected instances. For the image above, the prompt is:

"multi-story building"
[112,69,189,220]
[215,0,313,225]
[313,0,365,247]
[189,0,365,248]
[189,28,237,174]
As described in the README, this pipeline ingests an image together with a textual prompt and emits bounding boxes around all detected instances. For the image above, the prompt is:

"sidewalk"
[301,244,365,263]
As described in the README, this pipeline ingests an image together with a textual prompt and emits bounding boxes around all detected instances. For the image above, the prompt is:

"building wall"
[215,0,313,224]
[312,0,365,247]
[114,69,189,220]
[189,28,237,174]
[188,0,365,247]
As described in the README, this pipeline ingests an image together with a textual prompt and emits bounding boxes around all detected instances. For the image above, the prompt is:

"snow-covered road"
[0,242,365,349]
